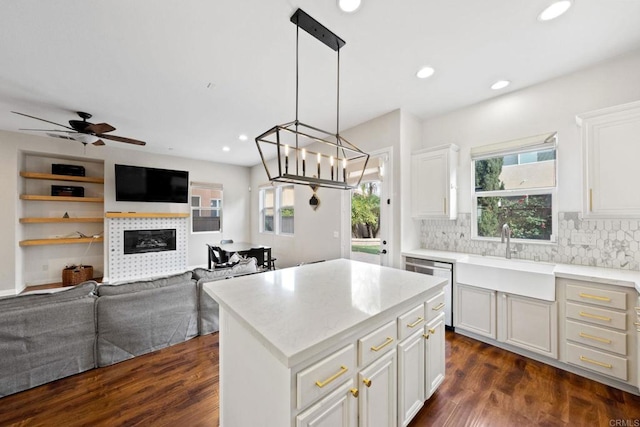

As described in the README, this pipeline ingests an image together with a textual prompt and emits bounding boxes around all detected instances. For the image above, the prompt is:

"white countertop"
[402,248,640,292]
[204,258,446,368]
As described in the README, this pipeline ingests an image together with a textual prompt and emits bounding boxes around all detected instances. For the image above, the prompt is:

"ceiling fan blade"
[20,128,70,132]
[92,139,106,146]
[99,133,146,146]
[86,123,116,134]
[12,111,75,130]
[46,132,77,141]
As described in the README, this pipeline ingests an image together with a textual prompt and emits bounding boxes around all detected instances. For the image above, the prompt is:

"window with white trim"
[472,133,557,242]
[260,185,294,235]
[191,182,222,233]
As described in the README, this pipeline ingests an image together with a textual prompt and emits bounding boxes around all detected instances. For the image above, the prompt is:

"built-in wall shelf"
[20,195,104,203]
[105,212,190,218]
[20,217,104,224]
[20,171,105,184]
[19,237,104,247]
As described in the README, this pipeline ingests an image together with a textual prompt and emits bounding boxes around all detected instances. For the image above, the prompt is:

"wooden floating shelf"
[20,195,104,203]
[20,217,104,224]
[20,172,104,184]
[105,212,190,218]
[19,237,104,247]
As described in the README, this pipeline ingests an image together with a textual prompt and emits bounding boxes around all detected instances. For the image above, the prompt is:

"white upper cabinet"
[577,100,640,218]
[411,144,459,220]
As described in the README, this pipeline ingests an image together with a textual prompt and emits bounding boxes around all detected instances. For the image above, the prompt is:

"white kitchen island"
[204,258,447,427]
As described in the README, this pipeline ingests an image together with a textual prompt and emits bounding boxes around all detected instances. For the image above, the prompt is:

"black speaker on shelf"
[51,185,84,197]
[52,164,85,176]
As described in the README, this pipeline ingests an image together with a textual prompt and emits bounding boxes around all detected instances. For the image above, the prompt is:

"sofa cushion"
[96,278,198,367]
[97,271,193,296]
[193,257,257,282]
[0,281,97,397]
[193,258,258,335]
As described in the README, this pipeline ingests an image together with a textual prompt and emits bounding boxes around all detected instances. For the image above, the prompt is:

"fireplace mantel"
[105,212,190,218]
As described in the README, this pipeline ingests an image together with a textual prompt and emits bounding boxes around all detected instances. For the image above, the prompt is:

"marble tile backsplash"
[420,212,640,271]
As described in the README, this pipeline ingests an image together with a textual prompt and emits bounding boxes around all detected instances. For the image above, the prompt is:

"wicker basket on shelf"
[62,265,93,286]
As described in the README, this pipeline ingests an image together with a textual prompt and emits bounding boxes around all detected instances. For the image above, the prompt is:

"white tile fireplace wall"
[421,212,640,270]
[107,216,188,282]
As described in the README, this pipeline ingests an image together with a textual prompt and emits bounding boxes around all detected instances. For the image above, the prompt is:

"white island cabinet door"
[425,313,446,398]
[397,330,425,427]
[296,380,358,427]
[358,350,397,427]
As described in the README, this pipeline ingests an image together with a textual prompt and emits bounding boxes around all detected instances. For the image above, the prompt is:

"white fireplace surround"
[107,214,188,282]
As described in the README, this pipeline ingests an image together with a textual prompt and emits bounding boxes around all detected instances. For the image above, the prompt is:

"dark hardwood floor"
[1,331,639,426]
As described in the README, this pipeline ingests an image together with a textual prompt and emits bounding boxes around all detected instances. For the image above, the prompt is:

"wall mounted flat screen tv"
[115,164,189,203]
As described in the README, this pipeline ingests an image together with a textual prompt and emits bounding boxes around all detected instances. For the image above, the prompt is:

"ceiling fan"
[11,111,146,146]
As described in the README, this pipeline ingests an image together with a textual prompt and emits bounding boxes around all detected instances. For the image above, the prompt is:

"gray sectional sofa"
[0,258,257,397]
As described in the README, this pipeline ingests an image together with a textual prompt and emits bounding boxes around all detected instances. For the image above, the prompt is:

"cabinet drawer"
[566,342,628,381]
[565,319,627,356]
[358,320,397,367]
[566,283,626,310]
[297,345,355,410]
[426,291,445,322]
[398,304,426,341]
[566,302,627,331]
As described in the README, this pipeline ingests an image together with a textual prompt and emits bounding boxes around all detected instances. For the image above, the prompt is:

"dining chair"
[206,244,227,268]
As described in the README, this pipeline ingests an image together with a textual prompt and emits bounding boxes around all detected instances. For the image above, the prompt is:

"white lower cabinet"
[498,292,558,358]
[456,284,558,358]
[297,380,358,427]
[425,313,446,397]
[456,284,496,338]
[397,330,425,427]
[358,350,397,427]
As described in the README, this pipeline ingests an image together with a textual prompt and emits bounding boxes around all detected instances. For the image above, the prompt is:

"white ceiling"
[1,0,640,166]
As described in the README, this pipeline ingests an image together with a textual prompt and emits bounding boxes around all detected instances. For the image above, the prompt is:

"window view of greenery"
[351,182,380,254]
[474,148,555,241]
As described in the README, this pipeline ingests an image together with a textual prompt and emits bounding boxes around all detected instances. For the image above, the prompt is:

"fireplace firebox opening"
[124,229,177,254]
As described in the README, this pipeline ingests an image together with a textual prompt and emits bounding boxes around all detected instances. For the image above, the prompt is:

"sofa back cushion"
[192,257,257,282]
[0,281,97,397]
[97,271,193,296]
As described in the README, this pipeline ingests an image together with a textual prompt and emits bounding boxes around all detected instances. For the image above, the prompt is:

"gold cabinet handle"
[579,311,611,322]
[589,189,593,212]
[579,355,612,369]
[407,317,424,328]
[315,366,348,388]
[579,332,612,344]
[350,388,359,398]
[443,197,447,214]
[432,302,445,311]
[423,333,430,340]
[363,378,372,388]
[634,322,640,326]
[428,328,436,334]
[579,292,611,302]
[370,337,394,352]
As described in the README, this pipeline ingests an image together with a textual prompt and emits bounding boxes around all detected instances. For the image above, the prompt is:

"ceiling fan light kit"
[255,8,370,191]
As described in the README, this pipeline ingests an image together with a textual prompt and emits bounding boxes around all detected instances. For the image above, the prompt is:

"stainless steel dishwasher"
[405,257,453,329]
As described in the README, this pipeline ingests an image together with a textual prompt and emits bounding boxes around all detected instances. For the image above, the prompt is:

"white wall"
[0,130,250,295]
[421,49,640,214]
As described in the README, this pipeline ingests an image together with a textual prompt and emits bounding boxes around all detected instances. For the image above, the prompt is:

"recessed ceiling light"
[416,66,435,79]
[238,134,248,141]
[338,0,361,13]
[222,146,230,152]
[538,1,572,21]
[491,80,511,90]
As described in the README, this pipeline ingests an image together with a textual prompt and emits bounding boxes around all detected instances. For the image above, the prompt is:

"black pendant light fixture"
[255,8,370,190]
